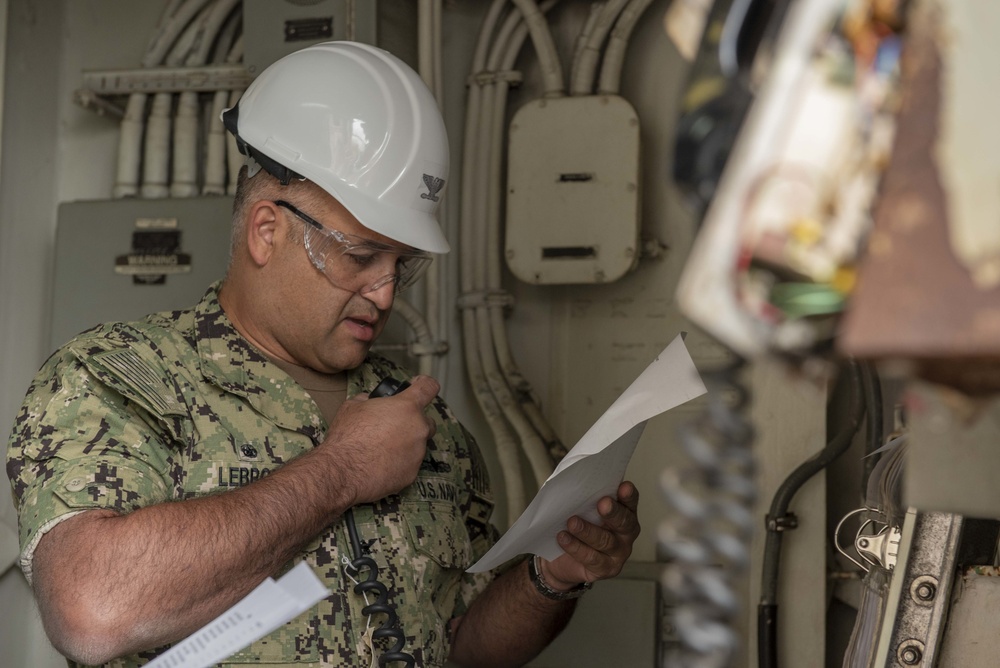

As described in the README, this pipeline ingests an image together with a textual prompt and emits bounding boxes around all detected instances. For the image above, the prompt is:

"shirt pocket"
[398,499,471,665]
[402,499,472,570]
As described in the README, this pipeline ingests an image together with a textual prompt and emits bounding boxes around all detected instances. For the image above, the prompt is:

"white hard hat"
[223,41,450,253]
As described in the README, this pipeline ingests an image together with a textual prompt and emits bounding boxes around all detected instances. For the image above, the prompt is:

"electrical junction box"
[243,0,377,76]
[50,197,234,354]
[505,95,641,285]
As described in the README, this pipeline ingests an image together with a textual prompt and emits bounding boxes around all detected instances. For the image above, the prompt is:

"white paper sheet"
[468,334,707,573]
[145,561,330,668]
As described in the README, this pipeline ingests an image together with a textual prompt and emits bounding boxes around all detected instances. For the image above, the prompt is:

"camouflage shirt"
[6,283,499,667]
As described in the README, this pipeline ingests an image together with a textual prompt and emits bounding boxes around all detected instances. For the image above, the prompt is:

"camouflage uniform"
[6,283,499,667]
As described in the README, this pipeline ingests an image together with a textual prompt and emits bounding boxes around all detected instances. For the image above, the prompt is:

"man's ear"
[245,201,280,267]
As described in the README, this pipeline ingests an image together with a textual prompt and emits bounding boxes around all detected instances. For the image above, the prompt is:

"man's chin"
[317,342,371,374]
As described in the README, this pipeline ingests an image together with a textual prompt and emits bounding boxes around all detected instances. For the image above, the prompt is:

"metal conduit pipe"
[114,0,187,198]
[117,0,214,198]
[203,13,243,196]
[460,0,525,524]
[172,0,241,198]
[477,3,563,486]
[417,0,448,384]
[469,66,534,513]
[142,0,215,67]
[389,299,435,378]
[597,0,656,95]
[141,92,174,198]
[494,0,565,462]
[114,94,149,198]
[569,0,630,95]
[143,3,212,198]
[572,2,605,82]
[509,0,565,95]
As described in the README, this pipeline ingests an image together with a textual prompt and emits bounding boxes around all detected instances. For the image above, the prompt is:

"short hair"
[227,165,323,267]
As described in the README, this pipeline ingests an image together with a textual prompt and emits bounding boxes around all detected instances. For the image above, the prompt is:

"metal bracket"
[835,507,901,573]
[856,524,903,571]
[74,64,253,116]
[80,64,252,94]
[875,510,962,667]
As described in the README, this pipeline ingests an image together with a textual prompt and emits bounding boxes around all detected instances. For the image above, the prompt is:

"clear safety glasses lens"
[276,200,432,294]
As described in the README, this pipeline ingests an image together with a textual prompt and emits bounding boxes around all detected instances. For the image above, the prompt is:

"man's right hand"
[320,375,439,506]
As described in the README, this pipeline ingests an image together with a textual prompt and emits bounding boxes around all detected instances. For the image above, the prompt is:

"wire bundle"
[459,0,655,524]
[114,0,244,199]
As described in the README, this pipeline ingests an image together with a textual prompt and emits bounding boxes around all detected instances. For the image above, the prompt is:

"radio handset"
[343,377,415,667]
[369,377,411,399]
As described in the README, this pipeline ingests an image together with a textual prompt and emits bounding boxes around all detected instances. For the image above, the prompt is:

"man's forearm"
[449,558,576,668]
[32,445,353,665]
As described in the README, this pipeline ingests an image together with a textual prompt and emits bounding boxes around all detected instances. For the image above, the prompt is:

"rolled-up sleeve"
[7,349,175,583]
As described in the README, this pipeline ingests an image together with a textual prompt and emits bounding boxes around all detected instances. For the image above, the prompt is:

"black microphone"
[369,377,410,399]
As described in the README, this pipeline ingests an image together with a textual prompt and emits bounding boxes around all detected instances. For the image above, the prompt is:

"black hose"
[758,360,866,668]
[758,603,778,668]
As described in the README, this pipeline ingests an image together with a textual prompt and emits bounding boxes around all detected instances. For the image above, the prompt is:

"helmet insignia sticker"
[420,174,445,202]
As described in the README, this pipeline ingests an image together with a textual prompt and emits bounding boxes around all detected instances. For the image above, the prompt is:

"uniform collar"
[193,282,327,439]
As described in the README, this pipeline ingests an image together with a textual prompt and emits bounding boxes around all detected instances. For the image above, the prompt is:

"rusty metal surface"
[838,4,1000,392]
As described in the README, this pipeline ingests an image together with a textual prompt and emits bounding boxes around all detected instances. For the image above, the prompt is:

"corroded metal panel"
[839,1,1000,394]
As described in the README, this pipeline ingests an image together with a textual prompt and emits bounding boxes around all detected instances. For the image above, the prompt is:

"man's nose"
[363,278,396,310]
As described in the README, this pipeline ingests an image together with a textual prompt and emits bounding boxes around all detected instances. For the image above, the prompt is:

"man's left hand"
[540,481,641,589]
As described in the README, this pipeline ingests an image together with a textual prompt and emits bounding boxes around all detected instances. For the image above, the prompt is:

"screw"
[900,646,922,665]
[859,538,870,548]
[915,582,936,602]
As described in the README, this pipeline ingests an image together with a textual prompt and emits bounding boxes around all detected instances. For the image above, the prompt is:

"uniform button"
[240,444,258,458]
[65,477,86,492]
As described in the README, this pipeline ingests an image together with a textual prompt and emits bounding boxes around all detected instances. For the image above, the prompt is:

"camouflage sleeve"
[6,341,179,584]
[452,423,503,618]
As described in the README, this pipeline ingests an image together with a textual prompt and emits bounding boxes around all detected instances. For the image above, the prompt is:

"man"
[6,42,640,667]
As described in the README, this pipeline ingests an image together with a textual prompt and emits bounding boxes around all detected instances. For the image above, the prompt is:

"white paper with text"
[145,561,330,668]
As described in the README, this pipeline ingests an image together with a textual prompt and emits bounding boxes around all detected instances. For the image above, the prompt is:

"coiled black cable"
[343,376,415,668]
[344,507,414,667]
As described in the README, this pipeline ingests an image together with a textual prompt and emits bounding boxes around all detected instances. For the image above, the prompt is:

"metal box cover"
[243,0,377,77]
[505,95,641,285]
[50,197,234,353]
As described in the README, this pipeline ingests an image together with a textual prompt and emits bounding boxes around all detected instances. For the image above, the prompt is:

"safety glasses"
[275,200,432,295]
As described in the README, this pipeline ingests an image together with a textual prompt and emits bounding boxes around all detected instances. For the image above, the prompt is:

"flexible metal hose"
[660,358,755,668]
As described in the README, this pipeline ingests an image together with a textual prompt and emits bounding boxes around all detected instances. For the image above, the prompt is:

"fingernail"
[558,532,571,545]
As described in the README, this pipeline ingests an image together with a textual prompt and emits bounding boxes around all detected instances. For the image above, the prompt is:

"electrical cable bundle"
[114,0,243,199]
[459,0,655,525]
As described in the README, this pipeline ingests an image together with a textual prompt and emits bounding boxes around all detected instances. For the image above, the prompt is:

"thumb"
[405,375,441,409]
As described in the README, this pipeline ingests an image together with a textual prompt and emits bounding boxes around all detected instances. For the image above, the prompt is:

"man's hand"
[319,375,439,506]
[540,481,641,589]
